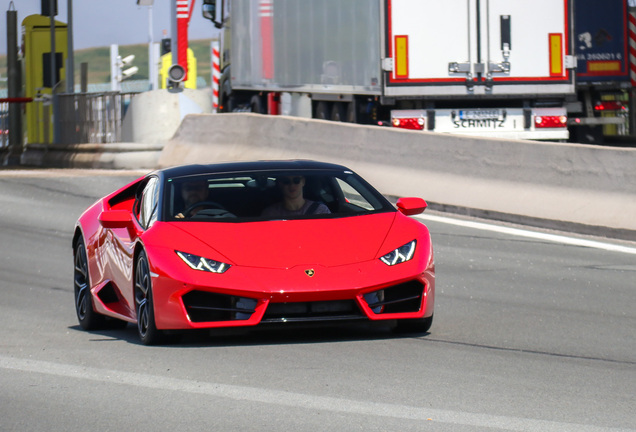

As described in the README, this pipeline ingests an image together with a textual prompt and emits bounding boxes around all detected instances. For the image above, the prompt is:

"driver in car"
[174,179,209,218]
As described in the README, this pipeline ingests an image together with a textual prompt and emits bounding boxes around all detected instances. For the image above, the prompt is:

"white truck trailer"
[203,0,574,140]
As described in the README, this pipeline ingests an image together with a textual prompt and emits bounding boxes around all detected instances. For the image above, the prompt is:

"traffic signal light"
[110,44,138,91]
[119,54,139,80]
[166,64,186,88]
[41,0,58,16]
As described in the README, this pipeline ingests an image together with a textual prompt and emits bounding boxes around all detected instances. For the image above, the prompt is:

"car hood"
[167,213,398,268]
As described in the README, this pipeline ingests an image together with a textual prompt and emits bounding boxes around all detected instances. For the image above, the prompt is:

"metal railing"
[1,91,137,150]
[31,92,136,145]
[0,101,8,148]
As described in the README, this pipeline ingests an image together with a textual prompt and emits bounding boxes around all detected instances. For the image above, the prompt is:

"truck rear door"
[575,0,629,85]
[384,0,574,97]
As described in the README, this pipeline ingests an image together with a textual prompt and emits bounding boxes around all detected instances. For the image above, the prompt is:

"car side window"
[138,177,159,229]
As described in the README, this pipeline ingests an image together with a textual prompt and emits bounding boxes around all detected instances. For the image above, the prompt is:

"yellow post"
[22,14,68,144]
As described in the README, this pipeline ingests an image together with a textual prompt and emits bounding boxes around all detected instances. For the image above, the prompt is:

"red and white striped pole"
[211,40,220,112]
[176,0,192,82]
[259,0,274,81]
[628,7,636,86]
[628,2,636,135]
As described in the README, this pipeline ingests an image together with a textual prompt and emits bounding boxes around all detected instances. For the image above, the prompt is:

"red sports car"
[73,160,435,344]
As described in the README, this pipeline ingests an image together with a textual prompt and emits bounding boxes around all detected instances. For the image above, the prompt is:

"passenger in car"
[261,176,330,217]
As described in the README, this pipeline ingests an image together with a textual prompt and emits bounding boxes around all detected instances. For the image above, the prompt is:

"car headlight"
[380,240,416,266]
[176,251,231,273]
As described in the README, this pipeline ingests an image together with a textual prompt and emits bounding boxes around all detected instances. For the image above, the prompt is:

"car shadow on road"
[68,321,431,348]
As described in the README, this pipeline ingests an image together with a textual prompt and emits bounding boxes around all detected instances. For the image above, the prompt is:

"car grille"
[261,300,364,323]
[182,291,257,323]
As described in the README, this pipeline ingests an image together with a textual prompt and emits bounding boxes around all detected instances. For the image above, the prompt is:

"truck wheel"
[225,94,237,112]
[346,100,357,123]
[250,95,266,114]
[331,102,346,122]
[315,101,331,120]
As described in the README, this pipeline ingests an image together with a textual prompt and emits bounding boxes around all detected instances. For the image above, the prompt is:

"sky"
[0,0,217,55]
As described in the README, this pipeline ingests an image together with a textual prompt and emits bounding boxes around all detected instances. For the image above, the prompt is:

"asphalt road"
[0,169,634,432]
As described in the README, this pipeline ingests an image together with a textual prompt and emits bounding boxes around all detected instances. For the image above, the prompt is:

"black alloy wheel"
[135,250,164,345]
[74,237,105,330]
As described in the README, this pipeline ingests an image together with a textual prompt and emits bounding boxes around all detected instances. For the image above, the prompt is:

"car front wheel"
[134,250,166,345]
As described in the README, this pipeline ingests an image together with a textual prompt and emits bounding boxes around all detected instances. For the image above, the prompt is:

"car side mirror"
[99,209,133,229]
[396,197,427,216]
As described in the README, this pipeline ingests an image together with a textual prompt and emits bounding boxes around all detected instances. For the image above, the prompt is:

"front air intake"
[363,281,424,314]
[182,291,257,323]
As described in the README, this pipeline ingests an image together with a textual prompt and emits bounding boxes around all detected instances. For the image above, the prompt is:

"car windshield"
[163,169,394,221]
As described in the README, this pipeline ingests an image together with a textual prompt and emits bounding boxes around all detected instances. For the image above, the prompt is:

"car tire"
[74,237,128,331]
[135,250,167,345]
[394,314,433,334]
[74,237,106,330]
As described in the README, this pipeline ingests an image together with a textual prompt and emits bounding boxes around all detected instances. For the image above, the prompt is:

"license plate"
[459,109,501,120]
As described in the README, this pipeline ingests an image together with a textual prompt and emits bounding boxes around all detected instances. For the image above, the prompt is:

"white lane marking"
[1,355,632,432]
[416,214,636,255]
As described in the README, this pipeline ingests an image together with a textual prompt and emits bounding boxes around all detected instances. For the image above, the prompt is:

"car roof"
[157,160,352,178]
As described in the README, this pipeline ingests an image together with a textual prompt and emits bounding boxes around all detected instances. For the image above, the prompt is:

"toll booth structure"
[22,14,68,144]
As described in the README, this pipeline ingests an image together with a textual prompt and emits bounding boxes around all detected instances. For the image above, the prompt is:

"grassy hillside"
[0,39,214,90]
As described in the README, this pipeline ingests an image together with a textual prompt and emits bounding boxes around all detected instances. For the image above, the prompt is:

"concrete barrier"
[21,142,162,170]
[121,88,213,144]
[160,113,636,239]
